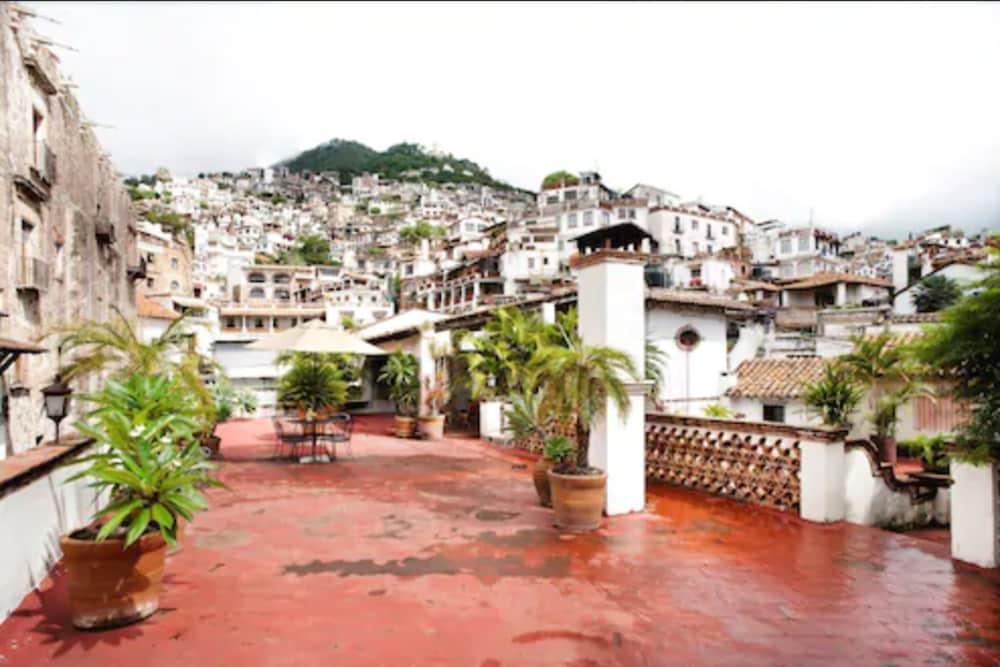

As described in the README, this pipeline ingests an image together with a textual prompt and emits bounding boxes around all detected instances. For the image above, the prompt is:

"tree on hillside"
[277,234,335,266]
[399,220,443,246]
[915,240,1000,462]
[912,275,962,313]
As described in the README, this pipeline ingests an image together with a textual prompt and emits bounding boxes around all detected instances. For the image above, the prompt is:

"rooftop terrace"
[0,417,997,666]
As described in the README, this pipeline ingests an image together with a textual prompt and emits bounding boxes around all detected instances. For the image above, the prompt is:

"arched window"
[248,272,266,283]
[273,273,291,285]
[274,288,290,301]
[249,287,265,299]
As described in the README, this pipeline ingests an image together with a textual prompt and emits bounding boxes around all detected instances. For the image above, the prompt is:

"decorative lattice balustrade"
[645,414,816,512]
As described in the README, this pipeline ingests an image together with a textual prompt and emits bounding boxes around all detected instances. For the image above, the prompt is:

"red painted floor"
[1,416,997,666]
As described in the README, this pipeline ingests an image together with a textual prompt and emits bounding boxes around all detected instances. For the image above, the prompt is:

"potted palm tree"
[802,361,864,428]
[505,389,555,505]
[535,336,637,531]
[62,374,222,630]
[378,350,419,437]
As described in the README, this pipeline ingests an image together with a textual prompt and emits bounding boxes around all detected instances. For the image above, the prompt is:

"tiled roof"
[726,357,826,399]
[646,288,756,311]
[137,294,180,321]
[782,272,892,290]
[732,279,782,293]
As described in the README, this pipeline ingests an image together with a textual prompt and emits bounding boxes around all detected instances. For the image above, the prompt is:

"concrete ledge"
[647,413,848,443]
[0,437,93,502]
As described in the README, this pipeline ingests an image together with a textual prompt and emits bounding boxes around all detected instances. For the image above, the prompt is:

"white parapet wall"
[0,442,100,622]
[950,460,998,568]
[843,445,950,529]
[479,400,508,441]
[799,439,846,523]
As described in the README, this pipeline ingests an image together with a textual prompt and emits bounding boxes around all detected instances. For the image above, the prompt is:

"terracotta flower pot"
[548,469,607,531]
[60,531,168,630]
[418,415,445,440]
[393,415,415,438]
[533,458,554,507]
[875,436,898,464]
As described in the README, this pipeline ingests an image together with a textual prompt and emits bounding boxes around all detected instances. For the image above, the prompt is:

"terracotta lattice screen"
[645,415,802,512]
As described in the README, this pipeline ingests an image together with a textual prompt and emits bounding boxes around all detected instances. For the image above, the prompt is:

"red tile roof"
[782,272,892,290]
[137,294,180,321]
[726,357,826,399]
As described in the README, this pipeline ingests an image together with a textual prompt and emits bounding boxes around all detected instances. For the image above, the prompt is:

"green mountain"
[278,139,513,189]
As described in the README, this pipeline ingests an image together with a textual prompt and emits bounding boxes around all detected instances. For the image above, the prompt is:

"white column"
[540,301,556,325]
[799,439,846,522]
[416,323,436,418]
[950,461,998,568]
[574,251,647,516]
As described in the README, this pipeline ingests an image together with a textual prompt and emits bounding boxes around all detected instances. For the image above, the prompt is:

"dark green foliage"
[912,275,962,313]
[278,138,513,189]
[542,170,580,189]
[276,234,335,266]
[915,242,1000,462]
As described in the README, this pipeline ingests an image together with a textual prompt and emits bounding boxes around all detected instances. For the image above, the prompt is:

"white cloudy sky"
[33,1,1000,237]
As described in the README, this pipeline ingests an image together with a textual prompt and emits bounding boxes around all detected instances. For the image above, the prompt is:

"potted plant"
[802,361,864,428]
[505,390,554,505]
[900,434,951,474]
[535,337,637,531]
[378,350,419,437]
[61,374,222,630]
[277,353,348,418]
[419,366,449,440]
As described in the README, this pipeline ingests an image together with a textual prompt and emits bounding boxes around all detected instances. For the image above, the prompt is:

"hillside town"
[0,3,997,665]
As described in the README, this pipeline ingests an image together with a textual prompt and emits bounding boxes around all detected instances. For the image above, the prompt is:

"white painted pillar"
[573,250,647,516]
[540,301,556,325]
[799,439,846,522]
[417,323,435,418]
[950,461,998,568]
[835,282,847,306]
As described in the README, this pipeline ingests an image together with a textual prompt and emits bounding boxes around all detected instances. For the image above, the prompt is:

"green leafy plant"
[900,434,951,471]
[839,332,923,439]
[542,170,580,189]
[914,240,1000,463]
[504,389,547,444]
[542,435,575,465]
[645,340,668,407]
[533,337,638,472]
[277,354,348,413]
[463,307,551,399]
[913,275,961,313]
[802,362,864,426]
[702,403,733,419]
[378,350,419,417]
[69,375,223,547]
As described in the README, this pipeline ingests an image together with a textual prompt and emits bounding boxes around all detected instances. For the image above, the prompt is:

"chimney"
[891,247,909,294]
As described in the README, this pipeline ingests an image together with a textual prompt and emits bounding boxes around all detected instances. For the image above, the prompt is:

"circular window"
[675,326,701,351]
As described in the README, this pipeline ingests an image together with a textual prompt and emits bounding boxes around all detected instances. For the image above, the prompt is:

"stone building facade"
[0,3,139,457]
[137,221,193,296]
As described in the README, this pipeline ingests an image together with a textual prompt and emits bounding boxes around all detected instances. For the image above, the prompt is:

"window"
[226,318,237,328]
[707,245,713,254]
[691,219,699,230]
[617,208,627,220]
[567,213,578,228]
[675,326,701,351]
[780,238,792,254]
[722,225,730,236]
[797,234,809,252]
[583,211,594,226]
[170,280,180,291]
[706,223,712,238]
[693,242,700,254]
[564,190,577,201]
[546,195,558,205]
[170,257,179,270]
[543,257,550,266]
[253,318,265,329]
[146,278,154,288]
[249,287,265,298]
[628,209,636,219]
[763,404,786,423]
[675,240,682,254]
[602,211,611,225]
[528,258,536,270]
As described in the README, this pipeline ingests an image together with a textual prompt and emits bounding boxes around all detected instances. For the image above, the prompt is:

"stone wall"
[0,4,138,457]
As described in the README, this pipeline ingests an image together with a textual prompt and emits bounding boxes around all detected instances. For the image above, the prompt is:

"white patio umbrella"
[245,319,387,355]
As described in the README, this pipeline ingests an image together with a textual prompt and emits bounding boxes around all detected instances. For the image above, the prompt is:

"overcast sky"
[34,1,1000,238]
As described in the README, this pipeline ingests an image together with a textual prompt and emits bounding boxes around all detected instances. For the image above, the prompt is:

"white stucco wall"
[950,461,998,568]
[843,447,948,528]
[647,309,727,414]
[0,454,101,622]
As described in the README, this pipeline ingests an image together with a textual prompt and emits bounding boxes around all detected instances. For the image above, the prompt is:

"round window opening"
[676,326,701,351]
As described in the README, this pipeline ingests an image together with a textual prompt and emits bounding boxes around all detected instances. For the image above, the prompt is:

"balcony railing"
[17,254,51,292]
